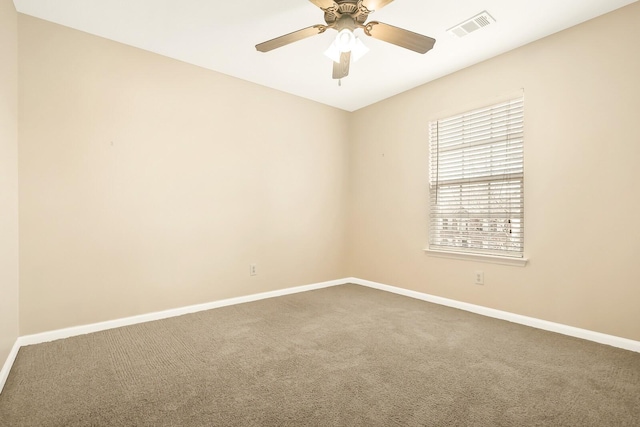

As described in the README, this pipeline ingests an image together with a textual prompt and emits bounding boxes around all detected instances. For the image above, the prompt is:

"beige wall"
[18,15,350,335]
[347,3,640,341]
[15,3,640,341]
[0,0,19,364]
[0,0,18,368]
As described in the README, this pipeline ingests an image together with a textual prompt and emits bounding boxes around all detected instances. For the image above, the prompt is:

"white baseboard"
[1,277,344,394]
[349,277,640,353]
[2,276,638,395]
[0,340,21,395]
[18,278,345,347]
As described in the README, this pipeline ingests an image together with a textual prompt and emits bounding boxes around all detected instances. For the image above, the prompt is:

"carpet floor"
[1,284,639,426]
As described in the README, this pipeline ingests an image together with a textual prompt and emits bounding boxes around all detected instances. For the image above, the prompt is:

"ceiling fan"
[255,0,436,80]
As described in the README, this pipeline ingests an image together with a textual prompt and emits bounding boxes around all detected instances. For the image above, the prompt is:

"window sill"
[424,249,528,267]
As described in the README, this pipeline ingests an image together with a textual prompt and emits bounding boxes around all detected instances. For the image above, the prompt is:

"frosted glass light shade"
[324,31,369,64]
[324,41,342,63]
[335,29,356,52]
[351,38,369,62]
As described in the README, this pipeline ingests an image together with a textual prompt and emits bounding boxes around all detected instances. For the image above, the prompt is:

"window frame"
[426,97,526,264]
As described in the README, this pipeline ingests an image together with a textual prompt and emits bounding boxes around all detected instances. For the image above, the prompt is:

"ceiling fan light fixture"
[335,28,356,52]
[325,34,369,64]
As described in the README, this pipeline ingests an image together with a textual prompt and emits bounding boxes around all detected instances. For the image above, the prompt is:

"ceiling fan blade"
[365,21,435,54]
[308,0,336,9]
[361,0,395,12]
[332,52,351,79]
[256,25,325,52]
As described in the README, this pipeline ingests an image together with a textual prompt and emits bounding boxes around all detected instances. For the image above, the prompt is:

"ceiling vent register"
[447,11,496,38]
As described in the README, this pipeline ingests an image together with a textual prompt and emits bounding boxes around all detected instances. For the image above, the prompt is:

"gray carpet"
[1,284,639,426]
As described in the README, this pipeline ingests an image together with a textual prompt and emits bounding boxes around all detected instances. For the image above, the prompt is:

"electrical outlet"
[249,264,257,276]
[475,271,484,285]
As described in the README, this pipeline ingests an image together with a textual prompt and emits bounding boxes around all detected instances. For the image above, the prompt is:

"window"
[428,97,524,258]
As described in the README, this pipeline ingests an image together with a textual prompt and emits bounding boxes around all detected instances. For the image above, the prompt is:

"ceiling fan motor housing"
[324,1,369,28]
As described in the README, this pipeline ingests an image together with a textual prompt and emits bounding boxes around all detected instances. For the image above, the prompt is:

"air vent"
[447,11,496,38]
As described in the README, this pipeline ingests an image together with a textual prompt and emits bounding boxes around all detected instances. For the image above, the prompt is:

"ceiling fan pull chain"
[338,79,342,87]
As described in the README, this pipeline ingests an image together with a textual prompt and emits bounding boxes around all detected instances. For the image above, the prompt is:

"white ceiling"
[13,0,638,111]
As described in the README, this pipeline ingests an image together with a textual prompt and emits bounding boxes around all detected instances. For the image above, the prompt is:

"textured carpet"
[1,284,639,426]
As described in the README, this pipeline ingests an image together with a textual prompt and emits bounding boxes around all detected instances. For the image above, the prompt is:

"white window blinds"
[429,97,524,257]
